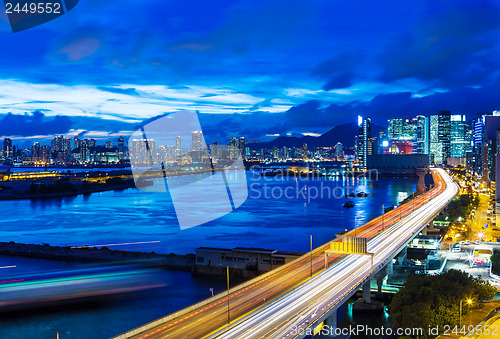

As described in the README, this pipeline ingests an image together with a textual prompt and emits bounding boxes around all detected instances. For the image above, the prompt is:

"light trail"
[213,168,458,339]
[116,168,456,339]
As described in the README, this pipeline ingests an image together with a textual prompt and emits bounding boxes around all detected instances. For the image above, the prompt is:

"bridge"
[114,168,458,339]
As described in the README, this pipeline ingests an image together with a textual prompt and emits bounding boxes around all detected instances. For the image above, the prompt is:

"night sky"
[1,0,500,146]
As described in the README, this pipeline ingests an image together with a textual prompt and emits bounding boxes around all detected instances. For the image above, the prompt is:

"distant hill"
[249,122,384,149]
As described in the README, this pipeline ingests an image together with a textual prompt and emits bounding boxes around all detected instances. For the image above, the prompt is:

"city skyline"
[1,0,500,146]
[2,108,499,167]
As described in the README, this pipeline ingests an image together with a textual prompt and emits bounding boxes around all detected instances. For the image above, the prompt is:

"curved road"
[116,168,456,339]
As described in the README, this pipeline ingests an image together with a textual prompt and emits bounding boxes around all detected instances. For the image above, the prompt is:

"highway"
[213,168,458,339]
[115,168,457,339]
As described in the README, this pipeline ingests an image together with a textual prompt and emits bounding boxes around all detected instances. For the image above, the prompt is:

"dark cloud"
[0,111,72,137]
[311,50,363,77]
[376,0,500,88]
[322,72,353,90]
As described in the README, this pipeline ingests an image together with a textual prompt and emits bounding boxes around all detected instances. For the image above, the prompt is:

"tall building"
[334,142,344,160]
[175,136,181,157]
[416,115,429,154]
[191,131,203,163]
[50,135,72,155]
[74,135,80,150]
[429,111,451,164]
[387,117,428,155]
[388,118,403,141]
[3,138,13,158]
[401,117,417,140]
[31,142,41,162]
[469,112,500,182]
[105,141,113,149]
[358,116,372,169]
[117,136,125,160]
[229,137,240,159]
[429,114,440,163]
[211,141,218,161]
[303,143,308,160]
[130,139,155,165]
[450,115,470,158]
[239,137,246,160]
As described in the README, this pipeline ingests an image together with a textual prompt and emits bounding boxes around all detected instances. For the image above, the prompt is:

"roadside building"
[195,247,304,272]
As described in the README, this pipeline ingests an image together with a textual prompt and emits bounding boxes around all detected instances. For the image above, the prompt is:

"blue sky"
[1,0,500,146]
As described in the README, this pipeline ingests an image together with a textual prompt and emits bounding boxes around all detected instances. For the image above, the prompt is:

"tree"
[491,253,500,276]
[389,270,496,338]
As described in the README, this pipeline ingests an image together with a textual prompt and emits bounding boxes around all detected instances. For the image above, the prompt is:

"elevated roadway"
[115,168,458,339]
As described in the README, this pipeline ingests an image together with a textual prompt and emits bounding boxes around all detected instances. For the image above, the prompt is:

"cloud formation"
[1,0,500,143]
[0,111,72,137]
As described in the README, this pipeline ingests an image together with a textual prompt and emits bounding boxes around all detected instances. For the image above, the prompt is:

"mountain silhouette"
[249,122,384,149]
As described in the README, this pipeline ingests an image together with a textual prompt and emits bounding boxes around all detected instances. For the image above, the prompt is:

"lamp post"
[354,216,357,237]
[459,299,472,327]
[381,204,384,232]
[310,233,313,277]
[226,266,230,324]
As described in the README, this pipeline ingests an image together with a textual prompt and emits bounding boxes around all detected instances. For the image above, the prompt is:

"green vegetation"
[491,253,500,276]
[389,270,496,338]
[435,193,479,222]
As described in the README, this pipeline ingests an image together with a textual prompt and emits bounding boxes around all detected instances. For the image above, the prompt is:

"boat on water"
[357,192,369,197]
[343,201,355,208]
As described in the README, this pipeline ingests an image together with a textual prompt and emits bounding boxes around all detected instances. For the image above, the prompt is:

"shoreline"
[0,182,136,201]
[0,241,195,271]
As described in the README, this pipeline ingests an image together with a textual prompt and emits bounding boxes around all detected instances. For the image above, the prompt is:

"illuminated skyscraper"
[416,115,429,155]
[239,137,245,160]
[175,136,181,157]
[229,137,239,159]
[388,118,402,141]
[357,116,372,169]
[429,111,451,164]
[450,115,470,158]
[74,135,80,150]
[117,136,125,160]
[191,131,203,163]
[2,138,12,158]
[335,142,343,160]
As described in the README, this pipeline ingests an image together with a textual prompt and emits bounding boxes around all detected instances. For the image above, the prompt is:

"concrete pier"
[324,310,337,337]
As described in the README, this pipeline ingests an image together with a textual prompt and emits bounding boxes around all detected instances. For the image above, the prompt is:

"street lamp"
[381,204,385,232]
[304,232,317,278]
[459,299,472,327]
[354,216,357,237]
[310,233,313,277]
[226,266,230,324]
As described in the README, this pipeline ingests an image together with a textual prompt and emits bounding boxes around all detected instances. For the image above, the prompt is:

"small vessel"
[343,201,355,208]
[357,192,369,197]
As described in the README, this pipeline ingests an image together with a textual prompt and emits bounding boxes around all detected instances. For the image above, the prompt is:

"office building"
[429,111,451,164]
[416,115,429,154]
[3,138,12,158]
[450,115,471,158]
[358,116,372,169]
[117,136,125,160]
[335,142,344,160]
[469,112,500,182]
[191,131,203,163]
